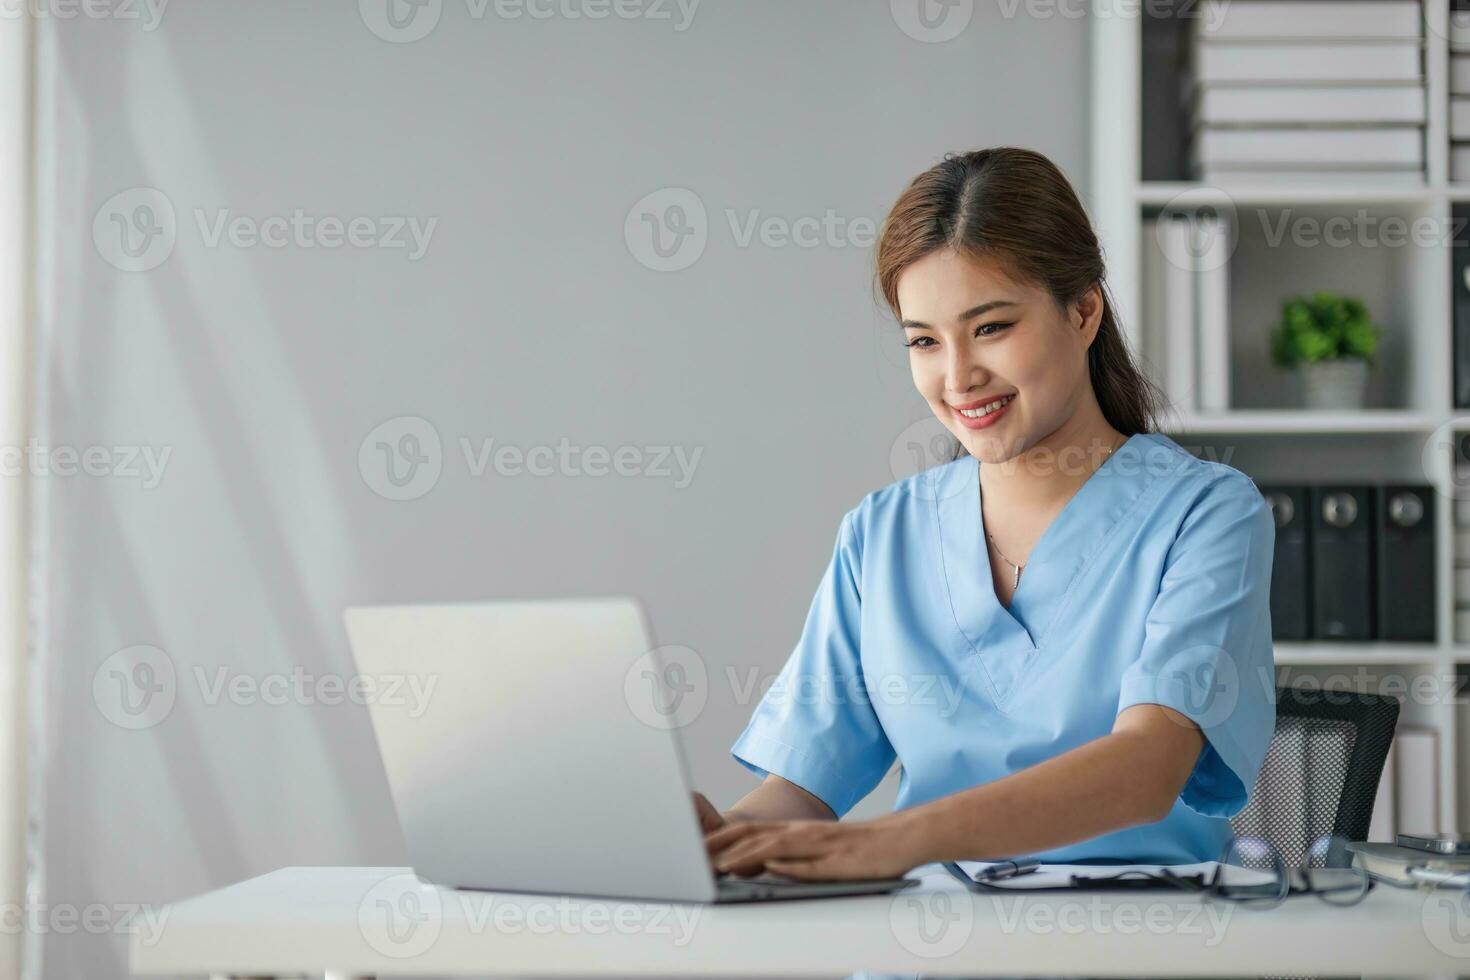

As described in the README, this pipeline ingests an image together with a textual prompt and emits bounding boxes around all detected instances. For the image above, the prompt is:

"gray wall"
[33,2,1088,975]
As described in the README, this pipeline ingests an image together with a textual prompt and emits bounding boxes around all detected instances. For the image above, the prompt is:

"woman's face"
[896,247,1102,464]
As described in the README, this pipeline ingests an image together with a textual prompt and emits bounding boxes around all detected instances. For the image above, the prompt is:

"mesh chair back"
[1229,686,1400,867]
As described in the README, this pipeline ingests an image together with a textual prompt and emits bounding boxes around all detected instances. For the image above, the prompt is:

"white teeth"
[959,394,1013,418]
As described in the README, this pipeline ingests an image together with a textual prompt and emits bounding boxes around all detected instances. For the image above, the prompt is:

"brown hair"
[874,147,1163,453]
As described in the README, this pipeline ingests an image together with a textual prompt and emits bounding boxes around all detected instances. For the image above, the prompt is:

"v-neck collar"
[932,432,1161,707]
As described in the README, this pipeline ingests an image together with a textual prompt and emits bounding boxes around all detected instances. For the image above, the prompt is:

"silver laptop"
[343,597,919,903]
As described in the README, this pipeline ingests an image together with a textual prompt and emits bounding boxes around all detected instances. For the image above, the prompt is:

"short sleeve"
[1117,476,1277,818]
[729,509,897,819]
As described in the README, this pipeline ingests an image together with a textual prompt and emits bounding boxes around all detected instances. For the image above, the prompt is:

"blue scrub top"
[730,431,1277,865]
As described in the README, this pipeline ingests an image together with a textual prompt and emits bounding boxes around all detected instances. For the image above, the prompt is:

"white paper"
[951,860,1276,889]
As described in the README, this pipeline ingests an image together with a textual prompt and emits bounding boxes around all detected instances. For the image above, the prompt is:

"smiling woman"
[697,147,1277,883]
[879,149,1159,466]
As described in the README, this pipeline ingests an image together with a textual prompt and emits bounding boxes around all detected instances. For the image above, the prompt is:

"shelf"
[1161,410,1446,434]
[1275,642,1444,666]
[1099,0,1464,832]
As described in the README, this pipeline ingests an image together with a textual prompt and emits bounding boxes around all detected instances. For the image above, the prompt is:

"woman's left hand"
[704,813,930,880]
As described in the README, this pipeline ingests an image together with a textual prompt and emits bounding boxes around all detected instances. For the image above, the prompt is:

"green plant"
[1269,290,1382,368]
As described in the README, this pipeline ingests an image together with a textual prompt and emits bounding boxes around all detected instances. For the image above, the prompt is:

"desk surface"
[129,863,1470,977]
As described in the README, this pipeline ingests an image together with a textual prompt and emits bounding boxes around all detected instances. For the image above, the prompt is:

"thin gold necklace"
[986,433,1125,592]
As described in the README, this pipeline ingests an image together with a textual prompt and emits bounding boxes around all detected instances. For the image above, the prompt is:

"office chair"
[1229,685,1401,867]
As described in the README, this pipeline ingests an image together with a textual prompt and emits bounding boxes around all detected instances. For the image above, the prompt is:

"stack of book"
[1351,840,1470,885]
[1456,466,1470,641]
[1453,19,1470,180]
[1368,726,1442,842]
[1184,0,1427,185]
[1141,213,1231,413]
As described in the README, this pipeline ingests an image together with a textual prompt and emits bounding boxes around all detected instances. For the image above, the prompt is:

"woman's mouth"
[951,393,1014,430]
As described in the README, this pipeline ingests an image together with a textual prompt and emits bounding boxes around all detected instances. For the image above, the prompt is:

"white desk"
[130,863,1470,977]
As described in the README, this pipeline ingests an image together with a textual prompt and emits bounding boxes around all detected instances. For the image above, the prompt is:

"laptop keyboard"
[713,869,918,902]
[717,871,813,886]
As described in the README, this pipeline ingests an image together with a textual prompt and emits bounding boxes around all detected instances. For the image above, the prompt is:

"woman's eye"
[977,321,1015,337]
[904,336,936,349]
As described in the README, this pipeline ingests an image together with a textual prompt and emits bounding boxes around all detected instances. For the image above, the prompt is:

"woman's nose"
[944,350,987,394]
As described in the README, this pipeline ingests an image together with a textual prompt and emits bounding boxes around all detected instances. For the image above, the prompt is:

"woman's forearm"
[889,707,1205,864]
[725,774,837,823]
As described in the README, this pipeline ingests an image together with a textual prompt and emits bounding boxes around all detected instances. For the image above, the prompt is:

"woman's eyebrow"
[900,299,1019,330]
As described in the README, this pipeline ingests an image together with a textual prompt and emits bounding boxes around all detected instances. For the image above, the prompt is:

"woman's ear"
[1075,283,1104,349]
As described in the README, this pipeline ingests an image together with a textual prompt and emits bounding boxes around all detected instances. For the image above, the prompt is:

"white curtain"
[0,9,33,980]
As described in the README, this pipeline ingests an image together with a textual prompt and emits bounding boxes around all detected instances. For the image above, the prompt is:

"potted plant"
[1268,290,1383,410]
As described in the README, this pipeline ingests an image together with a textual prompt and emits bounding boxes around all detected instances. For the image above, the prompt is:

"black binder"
[1259,485,1311,641]
[1453,203,1470,408]
[1375,485,1436,641]
[1311,485,1375,640]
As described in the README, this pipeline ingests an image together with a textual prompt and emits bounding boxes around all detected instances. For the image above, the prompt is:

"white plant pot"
[1297,359,1369,411]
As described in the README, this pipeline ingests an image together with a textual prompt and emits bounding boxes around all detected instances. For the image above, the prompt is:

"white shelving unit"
[1091,0,1464,833]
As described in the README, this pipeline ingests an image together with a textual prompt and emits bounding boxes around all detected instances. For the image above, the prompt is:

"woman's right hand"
[691,791,727,834]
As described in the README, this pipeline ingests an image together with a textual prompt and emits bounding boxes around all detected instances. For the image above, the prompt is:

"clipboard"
[942,860,1228,893]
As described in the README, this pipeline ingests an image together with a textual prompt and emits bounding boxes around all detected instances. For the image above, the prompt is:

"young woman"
[698,147,1276,880]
